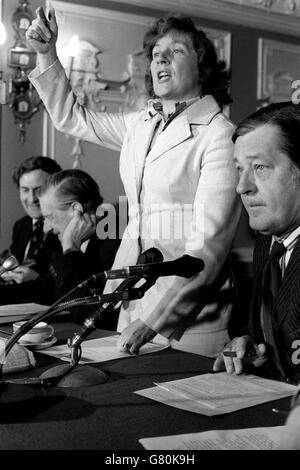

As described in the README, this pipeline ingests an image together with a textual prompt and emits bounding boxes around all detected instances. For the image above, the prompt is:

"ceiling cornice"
[107,0,300,37]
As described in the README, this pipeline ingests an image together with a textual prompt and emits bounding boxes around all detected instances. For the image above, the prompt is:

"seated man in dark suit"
[39,169,120,329]
[0,156,62,303]
[213,101,300,383]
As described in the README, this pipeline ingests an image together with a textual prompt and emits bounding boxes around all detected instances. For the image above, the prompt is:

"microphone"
[39,248,164,388]
[104,254,205,280]
[72,247,164,343]
[0,256,19,276]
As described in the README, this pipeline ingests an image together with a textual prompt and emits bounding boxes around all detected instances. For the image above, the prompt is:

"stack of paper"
[0,303,49,324]
[134,372,297,416]
[139,426,285,450]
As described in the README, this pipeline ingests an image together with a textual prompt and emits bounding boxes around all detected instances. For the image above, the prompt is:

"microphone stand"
[0,274,158,398]
[0,272,106,404]
[40,275,158,388]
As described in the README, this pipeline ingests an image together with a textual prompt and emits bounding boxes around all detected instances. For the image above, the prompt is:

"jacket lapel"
[18,216,33,261]
[133,113,161,200]
[145,114,192,166]
[132,95,221,198]
[277,239,300,328]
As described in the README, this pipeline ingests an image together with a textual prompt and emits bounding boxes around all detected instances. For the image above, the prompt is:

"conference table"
[0,318,289,451]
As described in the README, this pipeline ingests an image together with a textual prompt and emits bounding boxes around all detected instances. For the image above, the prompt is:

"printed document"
[134,372,297,416]
[139,425,285,450]
[39,334,169,363]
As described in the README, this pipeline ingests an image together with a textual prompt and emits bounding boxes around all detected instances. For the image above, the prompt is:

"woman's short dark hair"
[42,169,103,213]
[143,14,232,109]
[232,101,300,170]
[12,155,62,187]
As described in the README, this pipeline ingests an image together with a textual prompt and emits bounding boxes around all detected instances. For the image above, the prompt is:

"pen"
[272,408,289,417]
[223,351,237,357]
[153,382,171,392]
[222,351,257,359]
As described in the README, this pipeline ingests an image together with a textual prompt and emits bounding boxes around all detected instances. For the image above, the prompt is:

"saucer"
[18,336,57,350]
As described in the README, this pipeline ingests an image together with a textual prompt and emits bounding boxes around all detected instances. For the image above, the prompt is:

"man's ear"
[71,202,84,214]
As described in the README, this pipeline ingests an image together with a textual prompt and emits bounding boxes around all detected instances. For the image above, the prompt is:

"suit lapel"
[250,235,271,339]
[18,216,33,261]
[277,239,300,328]
[132,95,221,200]
[133,114,161,200]
[145,115,192,166]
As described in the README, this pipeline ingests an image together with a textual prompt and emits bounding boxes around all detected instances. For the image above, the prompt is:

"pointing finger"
[36,6,47,21]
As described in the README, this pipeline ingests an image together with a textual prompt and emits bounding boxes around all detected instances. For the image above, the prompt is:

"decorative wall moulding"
[107,0,300,37]
[217,0,300,16]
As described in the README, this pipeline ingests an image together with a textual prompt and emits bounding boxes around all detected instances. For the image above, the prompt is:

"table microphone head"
[0,255,19,276]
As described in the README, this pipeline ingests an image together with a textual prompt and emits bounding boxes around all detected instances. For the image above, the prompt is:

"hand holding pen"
[213,335,267,375]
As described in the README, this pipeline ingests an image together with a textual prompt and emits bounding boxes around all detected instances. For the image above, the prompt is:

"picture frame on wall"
[257,38,300,104]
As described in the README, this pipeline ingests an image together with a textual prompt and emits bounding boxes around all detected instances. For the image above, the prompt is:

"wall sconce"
[0,0,41,144]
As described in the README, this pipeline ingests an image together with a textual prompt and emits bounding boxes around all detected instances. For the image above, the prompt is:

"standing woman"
[26,9,241,355]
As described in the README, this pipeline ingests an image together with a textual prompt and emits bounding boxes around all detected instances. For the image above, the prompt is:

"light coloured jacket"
[29,60,241,341]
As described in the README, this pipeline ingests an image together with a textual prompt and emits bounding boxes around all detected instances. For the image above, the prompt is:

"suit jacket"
[250,234,300,383]
[49,234,120,328]
[7,215,61,275]
[0,216,61,305]
[30,60,241,342]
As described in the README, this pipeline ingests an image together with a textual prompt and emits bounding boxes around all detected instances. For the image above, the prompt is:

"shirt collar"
[272,225,300,252]
[143,95,221,126]
[145,96,200,120]
[32,218,42,226]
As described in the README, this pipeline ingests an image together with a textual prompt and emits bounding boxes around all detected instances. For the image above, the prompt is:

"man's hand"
[117,319,156,355]
[25,7,58,55]
[1,265,39,284]
[62,208,96,253]
[213,335,267,374]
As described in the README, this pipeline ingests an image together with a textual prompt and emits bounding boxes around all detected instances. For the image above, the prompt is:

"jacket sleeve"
[49,238,120,324]
[29,59,135,152]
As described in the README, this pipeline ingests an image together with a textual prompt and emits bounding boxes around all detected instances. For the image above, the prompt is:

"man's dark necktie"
[26,220,44,261]
[261,241,287,377]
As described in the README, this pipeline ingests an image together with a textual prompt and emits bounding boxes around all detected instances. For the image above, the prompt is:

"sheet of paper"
[0,303,49,324]
[139,426,285,450]
[39,334,169,363]
[134,372,297,416]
